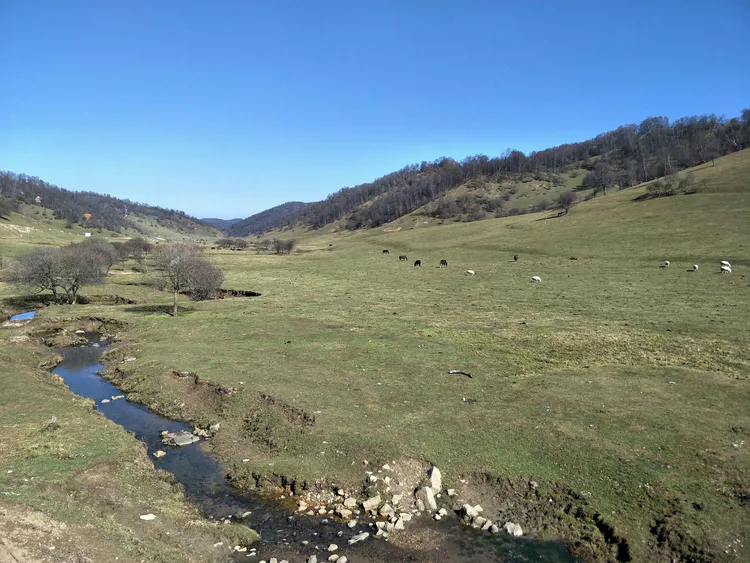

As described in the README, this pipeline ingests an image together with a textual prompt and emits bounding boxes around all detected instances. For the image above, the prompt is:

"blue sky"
[1,1,748,219]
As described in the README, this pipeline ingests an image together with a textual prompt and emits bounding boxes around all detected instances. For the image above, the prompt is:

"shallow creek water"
[52,338,576,562]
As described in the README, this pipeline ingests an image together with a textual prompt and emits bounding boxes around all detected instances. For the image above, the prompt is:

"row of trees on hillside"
[253,109,749,232]
[0,172,209,234]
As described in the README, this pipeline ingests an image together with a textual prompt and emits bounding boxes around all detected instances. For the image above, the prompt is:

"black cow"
[514,254,519,261]
[382,249,389,254]
[414,260,421,267]
[399,255,407,261]
[439,259,448,267]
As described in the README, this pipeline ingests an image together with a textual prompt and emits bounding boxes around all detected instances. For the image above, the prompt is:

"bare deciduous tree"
[556,191,577,215]
[153,244,224,315]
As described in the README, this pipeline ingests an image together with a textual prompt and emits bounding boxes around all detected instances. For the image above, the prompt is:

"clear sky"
[1,1,748,219]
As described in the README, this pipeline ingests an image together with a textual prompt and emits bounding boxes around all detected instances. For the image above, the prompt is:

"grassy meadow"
[1,149,749,561]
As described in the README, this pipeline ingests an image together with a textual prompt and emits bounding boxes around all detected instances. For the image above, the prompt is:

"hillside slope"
[227,201,308,237]
[0,171,215,236]
[232,109,750,235]
[199,217,243,231]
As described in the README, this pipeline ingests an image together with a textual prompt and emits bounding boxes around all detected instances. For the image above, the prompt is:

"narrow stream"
[52,337,577,562]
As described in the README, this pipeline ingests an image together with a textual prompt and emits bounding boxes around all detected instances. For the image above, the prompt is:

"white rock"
[391,494,403,505]
[438,508,448,516]
[382,464,391,471]
[101,399,110,404]
[416,499,425,511]
[348,532,369,544]
[504,522,523,537]
[474,516,487,527]
[490,524,499,533]
[327,544,338,552]
[428,466,442,493]
[362,495,381,514]
[139,514,156,521]
[338,558,347,563]
[379,503,394,518]
[394,518,405,530]
[307,557,317,563]
[482,520,493,531]
[399,513,412,522]
[328,555,339,562]
[447,488,456,496]
[416,487,437,511]
[343,497,357,508]
[347,519,357,528]
[434,514,442,521]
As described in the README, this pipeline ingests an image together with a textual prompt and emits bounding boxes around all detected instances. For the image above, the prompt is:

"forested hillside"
[0,172,210,234]
[200,217,243,231]
[227,201,307,237]
[242,109,750,233]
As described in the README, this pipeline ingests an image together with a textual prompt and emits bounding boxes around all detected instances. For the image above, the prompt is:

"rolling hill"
[227,201,308,237]
[199,217,243,231]
[230,109,750,236]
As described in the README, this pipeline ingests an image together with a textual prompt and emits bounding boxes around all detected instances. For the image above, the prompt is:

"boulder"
[335,506,352,519]
[379,504,394,518]
[139,514,156,521]
[343,497,357,508]
[504,522,523,537]
[162,431,200,447]
[153,450,166,459]
[428,466,442,493]
[327,544,338,552]
[362,494,381,515]
[415,487,437,511]
[348,532,369,545]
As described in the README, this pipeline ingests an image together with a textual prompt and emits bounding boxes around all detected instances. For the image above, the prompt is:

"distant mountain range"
[199,217,243,231]
[226,202,308,237]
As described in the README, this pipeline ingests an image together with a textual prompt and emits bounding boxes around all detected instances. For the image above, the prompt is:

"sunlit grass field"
[1,149,749,560]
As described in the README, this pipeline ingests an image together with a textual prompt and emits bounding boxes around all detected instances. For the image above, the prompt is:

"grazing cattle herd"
[379,249,737,283]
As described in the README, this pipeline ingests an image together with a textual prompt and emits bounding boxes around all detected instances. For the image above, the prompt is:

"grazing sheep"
[721,260,731,267]
[466,269,476,276]
[663,260,670,268]
[720,264,732,274]
[692,264,699,271]
[531,276,542,283]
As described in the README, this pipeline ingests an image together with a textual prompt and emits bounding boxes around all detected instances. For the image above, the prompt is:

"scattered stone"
[343,497,357,508]
[348,532,369,545]
[490,524,499,533]
[368,474,378,483]
[153,450,166,459]
[391,493,403,506]
[447,488,456,496]
[481,520,493,531]
[139,514,156,521]
[242,458,250,462]
[213,542,223,547]
[394,518,405,530]
[362,494,381,514]
[298,501,309,512]
[307,556,317,563]
[75,330,85,334]
[160,430,169,436]
[162,431,200,447]
[242,511,252,517]
[209,423,221,432]
[335,506,352,519]
[328,555,339,562]
[438,508,447,517]
[416,487,437,511]
[399,513,412,522]
[434,514,442,521]
[474,516,487,528]
[327,544,338,552]
[530,480,539,490]
[382,464,391,471]
[428,466,442,493]
[416,499,425,511]
[379,504,394,518]
[347,520,357,528]
[100,399,110,404]
[338,558,347,563]
[123,356,136,362]
[234,546,247,552]
[504,522,523,537]
[111,395,125,401]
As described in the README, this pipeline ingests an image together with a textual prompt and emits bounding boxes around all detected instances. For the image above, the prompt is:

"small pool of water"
[53,340,577,562]
[9,310,36,321]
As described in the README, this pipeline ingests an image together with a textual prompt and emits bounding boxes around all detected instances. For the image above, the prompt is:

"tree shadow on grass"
[536,212,567,222]
[2,294,53,312]
[123,304,197,316]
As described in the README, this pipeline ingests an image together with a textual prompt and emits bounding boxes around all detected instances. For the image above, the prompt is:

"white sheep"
[465,269,476,276]
[692,264,699,271]
[531,275,542,283]
[720,264,732,274]
[662,261,670,268]
[720,260,731,267]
